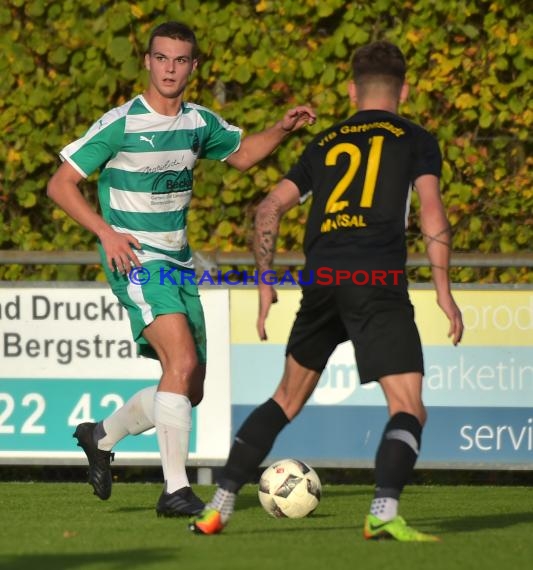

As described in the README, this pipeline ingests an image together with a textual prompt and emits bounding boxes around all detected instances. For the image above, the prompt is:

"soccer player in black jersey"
[190,40,463,541]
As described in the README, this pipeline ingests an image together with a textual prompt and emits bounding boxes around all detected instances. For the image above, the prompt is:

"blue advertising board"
[230,286,533,469]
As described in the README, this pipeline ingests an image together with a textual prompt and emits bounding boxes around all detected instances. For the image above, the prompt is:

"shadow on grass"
[427,511,533,534]
[220,523,353,536]
[112,506,154,514]
[223,511,533,538]
[0,548,176,570]
[235,487,368,512]
[224,511,533,538]
[110,485,369,518]
[110,489,278,515]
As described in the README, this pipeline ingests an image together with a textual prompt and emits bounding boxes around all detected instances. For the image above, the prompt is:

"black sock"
[374,412,422,499]
[219,399,289,493]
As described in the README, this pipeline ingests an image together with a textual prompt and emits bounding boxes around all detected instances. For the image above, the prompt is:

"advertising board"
[1,283,531,469]
[0,284,231,465]
[230,286,533,469]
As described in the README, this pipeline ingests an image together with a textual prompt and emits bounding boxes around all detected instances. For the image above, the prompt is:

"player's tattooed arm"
[422,225,451,272]
[253,179,301,273]
[254,194,283,273]
[253,180,299,340]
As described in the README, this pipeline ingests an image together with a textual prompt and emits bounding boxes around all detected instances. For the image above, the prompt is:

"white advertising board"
[0,284,231,465]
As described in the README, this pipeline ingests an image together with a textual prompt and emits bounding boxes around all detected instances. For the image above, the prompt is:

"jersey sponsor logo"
[152,169,193,194]
[140,135,156,148]
[321,214,366,233]
[143,159,184,174]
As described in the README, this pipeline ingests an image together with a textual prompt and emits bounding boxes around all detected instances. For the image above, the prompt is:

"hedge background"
[0,0,531,283]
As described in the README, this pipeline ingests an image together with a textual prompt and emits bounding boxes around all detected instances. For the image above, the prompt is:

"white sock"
[208,487,236,523]
[98,386,157,451]
[370,497,399,521]
[154,391,192,493]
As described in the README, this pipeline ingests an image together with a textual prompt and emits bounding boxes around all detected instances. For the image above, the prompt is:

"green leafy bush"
[1,0,531,283]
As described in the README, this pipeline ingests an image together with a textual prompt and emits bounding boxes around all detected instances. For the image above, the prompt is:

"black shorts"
[285,286,424,383]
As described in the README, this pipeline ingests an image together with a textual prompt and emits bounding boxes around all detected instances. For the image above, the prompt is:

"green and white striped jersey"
[60,95,242,269]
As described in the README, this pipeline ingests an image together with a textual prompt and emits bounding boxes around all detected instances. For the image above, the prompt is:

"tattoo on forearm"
[422,226,451,247]
[423,226,452,273]
[255,195,283,269]
[259,230,274,259]
[430,264,448,271]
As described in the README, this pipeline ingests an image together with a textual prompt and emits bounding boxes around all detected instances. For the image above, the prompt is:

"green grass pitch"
[1,482,532,570]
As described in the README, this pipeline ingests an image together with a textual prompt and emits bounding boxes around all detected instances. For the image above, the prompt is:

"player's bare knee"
[160,352,199,379]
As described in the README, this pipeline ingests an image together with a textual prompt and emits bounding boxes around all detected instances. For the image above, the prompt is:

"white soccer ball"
[258,458,322,518]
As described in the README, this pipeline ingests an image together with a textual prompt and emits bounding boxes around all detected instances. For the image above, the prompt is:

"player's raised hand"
[280,105,316,133]
[257,282,278,341]
[99,228,142,273]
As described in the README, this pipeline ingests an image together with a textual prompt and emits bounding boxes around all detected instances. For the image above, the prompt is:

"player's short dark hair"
[147,21,199,58]
[351,41,406,94]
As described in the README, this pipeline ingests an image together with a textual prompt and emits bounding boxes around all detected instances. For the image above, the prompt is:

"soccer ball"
[258,458,321,518]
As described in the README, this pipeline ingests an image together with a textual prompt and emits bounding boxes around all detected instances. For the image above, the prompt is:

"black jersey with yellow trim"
[286,110,441,288]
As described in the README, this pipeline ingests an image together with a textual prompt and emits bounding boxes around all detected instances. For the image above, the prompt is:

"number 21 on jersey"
[324,136,384,214]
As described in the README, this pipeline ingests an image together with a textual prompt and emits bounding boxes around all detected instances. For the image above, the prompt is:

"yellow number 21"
[324,136,384,214]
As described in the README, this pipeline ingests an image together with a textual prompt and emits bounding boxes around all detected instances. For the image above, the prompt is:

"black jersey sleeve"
[412,128,442,181]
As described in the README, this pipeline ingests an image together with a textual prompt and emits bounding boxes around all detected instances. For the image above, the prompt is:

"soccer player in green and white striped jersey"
[48,21,315,517]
